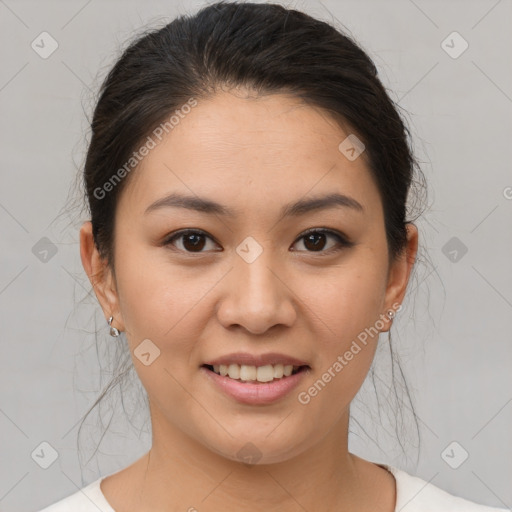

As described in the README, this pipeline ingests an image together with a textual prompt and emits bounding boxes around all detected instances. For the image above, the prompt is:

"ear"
[79,221,124,333]
[380,223,418,332]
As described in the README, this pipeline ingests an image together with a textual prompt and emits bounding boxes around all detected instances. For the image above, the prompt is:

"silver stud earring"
[108,316,120,337]
[386,309,396,319]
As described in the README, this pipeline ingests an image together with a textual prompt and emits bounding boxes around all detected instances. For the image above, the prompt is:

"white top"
[37,464,509,511]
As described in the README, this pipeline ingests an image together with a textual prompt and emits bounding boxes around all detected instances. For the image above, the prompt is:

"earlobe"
[79,221,124,331]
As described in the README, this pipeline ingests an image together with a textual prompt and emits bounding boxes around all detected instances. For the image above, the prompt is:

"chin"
[200,424,315,466]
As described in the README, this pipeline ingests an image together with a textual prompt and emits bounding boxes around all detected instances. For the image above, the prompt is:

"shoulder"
[381,464,509,512]
[36,477,114,512]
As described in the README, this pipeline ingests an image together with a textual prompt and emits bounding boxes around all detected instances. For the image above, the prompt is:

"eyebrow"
[144,191,364,218]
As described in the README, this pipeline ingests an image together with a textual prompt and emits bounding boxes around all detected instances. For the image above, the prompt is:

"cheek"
[296,254,388,345]
[293,251,387,398]
[113,240,195,346]
[294,299,383,427]
[113,240,225,377]
[112,244,209,418]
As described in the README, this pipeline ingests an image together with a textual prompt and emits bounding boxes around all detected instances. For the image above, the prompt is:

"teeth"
[273,364,284,378]
[256,365,274,382]
[209,363,302,382]
[228,364,240,379]
[240,365,257,381]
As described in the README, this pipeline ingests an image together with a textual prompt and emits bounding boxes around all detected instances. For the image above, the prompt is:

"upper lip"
[203,352,310,368]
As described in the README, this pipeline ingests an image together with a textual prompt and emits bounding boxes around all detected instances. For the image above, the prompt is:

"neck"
[132,409,377,511]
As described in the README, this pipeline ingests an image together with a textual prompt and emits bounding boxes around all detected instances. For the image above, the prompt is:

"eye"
[163,229,220,253]
[163,228,353,255]
[292,228,353,254]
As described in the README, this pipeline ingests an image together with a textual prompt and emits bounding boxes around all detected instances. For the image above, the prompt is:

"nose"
[216,250,297,335]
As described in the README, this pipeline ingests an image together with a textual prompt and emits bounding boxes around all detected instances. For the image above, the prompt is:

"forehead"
[118,91,381,221]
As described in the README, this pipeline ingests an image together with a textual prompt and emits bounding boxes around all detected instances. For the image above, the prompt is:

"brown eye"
[181,232,206,251]
[164,230,219,253]
[303,232,328,251]
[163,228,353,255]
[292,229,353,254]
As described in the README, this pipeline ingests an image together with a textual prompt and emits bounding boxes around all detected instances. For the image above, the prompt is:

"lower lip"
[200,366,308,405]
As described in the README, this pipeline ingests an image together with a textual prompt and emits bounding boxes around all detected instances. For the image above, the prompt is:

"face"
[81,89,417,465]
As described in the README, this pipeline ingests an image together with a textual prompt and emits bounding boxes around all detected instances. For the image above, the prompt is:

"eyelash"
[162,228,354,256]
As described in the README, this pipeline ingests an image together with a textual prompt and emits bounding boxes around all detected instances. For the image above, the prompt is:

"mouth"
[201,363,310,384]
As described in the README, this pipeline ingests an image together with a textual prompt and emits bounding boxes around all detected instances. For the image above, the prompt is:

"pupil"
[184,234,205,251]
[304,233,325,251]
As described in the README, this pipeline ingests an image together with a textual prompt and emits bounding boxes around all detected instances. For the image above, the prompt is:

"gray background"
[1,0,511,510]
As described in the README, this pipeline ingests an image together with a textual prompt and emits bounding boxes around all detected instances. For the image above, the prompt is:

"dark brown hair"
[84,1,425,268]
[77,1,428,468]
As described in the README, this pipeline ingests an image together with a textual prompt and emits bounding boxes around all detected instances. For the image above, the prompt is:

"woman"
[38,2,507,510]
